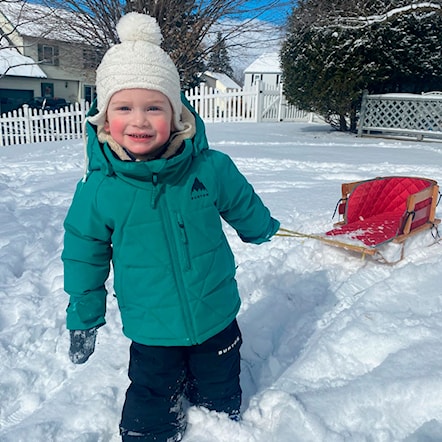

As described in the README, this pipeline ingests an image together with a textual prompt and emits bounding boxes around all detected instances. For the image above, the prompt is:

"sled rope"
[276,227,442,265]
[276,227,375,257]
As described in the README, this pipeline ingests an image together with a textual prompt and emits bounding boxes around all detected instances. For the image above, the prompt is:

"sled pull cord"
[276,227,371,257]
[276,227,409,264]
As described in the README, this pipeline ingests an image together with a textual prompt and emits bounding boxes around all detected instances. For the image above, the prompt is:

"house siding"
[0,2,99,110]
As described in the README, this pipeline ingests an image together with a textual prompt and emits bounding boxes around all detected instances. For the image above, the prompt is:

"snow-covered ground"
[1,122,442,442]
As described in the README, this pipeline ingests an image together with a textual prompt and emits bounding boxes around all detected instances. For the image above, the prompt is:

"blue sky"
[242,0,294,24]
[29,0,294,25]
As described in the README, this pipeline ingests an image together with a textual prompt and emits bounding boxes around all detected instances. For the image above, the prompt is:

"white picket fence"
[0,101,91,147]
[185,82,313,123]
[0,83,313,147]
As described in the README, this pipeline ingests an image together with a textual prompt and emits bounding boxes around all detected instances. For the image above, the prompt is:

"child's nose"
[134,110,148,126]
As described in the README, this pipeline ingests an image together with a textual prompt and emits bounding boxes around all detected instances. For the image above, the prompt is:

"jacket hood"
[82,93,210,186]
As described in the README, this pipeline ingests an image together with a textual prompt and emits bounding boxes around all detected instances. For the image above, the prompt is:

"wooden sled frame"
[327,176,441,263]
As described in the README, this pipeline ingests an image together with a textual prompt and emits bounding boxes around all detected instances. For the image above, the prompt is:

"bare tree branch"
[39,0,287,87]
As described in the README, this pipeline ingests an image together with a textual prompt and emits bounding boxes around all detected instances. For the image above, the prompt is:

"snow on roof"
[0,48,46,77]
[204,71,241,89]
[0,1,91,44]
[244,52,281,74]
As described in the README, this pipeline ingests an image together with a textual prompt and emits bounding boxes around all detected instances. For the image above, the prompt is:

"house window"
[38,44,59,66]
[83,47,104,69]
[251,74,263,86]
[276,74,281,86]
[41,83,54,97]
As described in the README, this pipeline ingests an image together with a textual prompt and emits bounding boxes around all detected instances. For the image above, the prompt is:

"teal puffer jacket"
[62,98,279,346]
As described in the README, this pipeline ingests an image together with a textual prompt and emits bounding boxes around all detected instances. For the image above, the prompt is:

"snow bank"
[1,122,442,441]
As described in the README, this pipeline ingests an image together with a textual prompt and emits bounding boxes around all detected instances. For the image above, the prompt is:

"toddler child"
[62,12,280,442]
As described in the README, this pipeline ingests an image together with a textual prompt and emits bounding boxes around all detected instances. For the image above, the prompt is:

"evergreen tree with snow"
[207,32,234,78]
[281,0,442,131]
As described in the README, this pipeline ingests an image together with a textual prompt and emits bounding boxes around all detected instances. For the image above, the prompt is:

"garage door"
[0,89,33,114]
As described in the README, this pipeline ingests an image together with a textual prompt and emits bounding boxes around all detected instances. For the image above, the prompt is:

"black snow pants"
[119,319,242,441]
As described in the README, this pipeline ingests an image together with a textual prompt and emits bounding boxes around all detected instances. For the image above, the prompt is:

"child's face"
[104,89,174,160]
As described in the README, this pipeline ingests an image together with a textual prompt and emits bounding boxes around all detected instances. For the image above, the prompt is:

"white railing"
[358,91,442,141]
[0,84,314,146]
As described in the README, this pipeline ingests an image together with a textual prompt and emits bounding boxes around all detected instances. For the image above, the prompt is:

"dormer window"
[83,47,103,69]
[251,74,263,86]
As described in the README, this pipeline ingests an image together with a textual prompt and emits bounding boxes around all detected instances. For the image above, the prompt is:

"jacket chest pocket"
[176,212,191,271]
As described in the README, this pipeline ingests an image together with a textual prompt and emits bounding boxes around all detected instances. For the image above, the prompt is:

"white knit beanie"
[88,13,184,130]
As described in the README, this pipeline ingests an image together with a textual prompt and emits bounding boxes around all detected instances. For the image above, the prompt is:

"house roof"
[0,48,46,77]
[204,71,241,90]
[0,1,93,44]
[244,52,281,74]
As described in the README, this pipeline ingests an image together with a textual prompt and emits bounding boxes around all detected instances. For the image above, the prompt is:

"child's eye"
[118,106,131,111]
[147,106,161,112]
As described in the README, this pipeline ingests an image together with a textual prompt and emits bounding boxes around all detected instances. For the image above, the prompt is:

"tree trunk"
[339,114,348,132]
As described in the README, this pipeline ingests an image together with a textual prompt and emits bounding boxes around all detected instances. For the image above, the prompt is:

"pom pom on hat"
[88,12,183,130]
[116,13,162,45]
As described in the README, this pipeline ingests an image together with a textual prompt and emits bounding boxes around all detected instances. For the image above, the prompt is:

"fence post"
[357,90,368,137]
[255,80,263,123]
[80,99,86,121]
[278,84,284,121]
[23,105,32,144]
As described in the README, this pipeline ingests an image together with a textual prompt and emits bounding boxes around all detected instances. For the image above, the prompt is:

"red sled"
[325,176,441,262]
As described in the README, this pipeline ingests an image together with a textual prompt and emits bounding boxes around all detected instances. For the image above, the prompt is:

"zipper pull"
[177,212,191,270]
[151,173,159,208]
[177,213,188,244]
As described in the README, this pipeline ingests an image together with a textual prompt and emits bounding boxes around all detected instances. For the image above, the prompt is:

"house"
[200,71,241,92]
[0,1,102,113]
[0,47,47,113]
[196,71,241,118]
[243,52,282,90]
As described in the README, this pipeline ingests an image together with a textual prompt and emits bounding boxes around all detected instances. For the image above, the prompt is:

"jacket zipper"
[156,180,196,344]
[151,173,159,208]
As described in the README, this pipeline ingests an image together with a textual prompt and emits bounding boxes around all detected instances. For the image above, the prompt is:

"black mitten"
[69,326,98,364]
